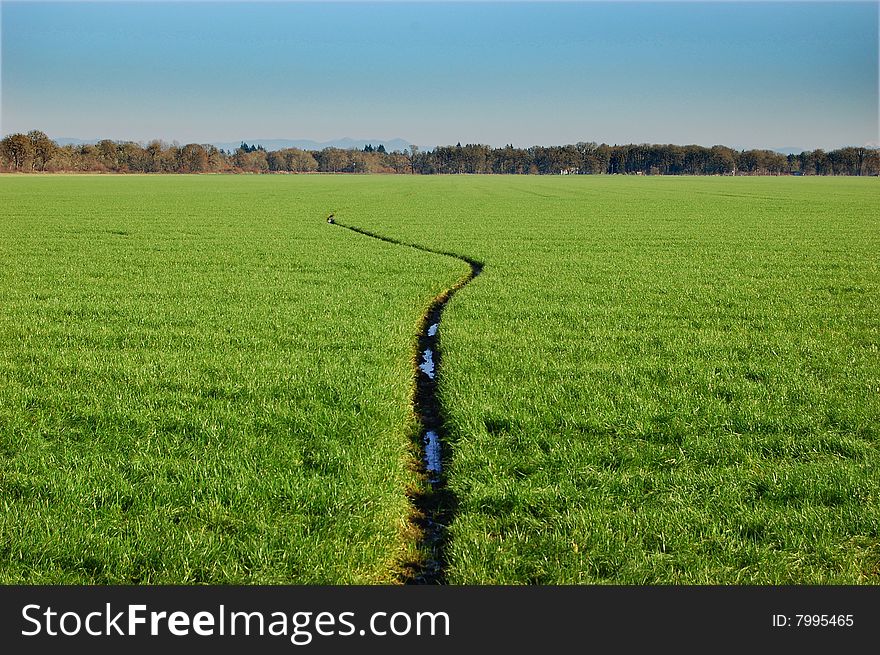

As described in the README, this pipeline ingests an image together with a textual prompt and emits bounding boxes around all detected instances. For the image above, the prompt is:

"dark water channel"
[329,218,482,583]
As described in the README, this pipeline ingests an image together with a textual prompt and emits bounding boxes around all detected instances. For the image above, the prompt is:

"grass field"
[1,174,878,583]
[0,175,465,583]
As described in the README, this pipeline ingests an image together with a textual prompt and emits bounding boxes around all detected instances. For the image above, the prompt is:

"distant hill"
[211,137,413,153]
[51,136,414,152]
[54,137,99,146]
[773,147,805,156]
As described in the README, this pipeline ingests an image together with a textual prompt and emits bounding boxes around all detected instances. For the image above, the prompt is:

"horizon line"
[6,131,879,154]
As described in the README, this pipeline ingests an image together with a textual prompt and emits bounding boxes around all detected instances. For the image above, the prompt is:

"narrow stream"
[329,218,482,584]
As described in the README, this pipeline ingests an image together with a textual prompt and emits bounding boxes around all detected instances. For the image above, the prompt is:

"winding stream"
[330,218,482,583]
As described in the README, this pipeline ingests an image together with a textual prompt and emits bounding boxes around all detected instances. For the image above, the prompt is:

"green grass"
[0,175,465,583]
[1,174,877,584]
[337,175,880,584]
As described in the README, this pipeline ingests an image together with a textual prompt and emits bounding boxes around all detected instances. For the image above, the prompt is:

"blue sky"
[2,1,877,149]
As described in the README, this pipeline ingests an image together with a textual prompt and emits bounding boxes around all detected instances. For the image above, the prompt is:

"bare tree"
[407,145,420,174]
[0,134,34,171]
[27,130,57,171]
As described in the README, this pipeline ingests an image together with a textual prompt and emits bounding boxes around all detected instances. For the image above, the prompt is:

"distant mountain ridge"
[54,137,99,146]
[53,136,413,152]
[212,137,413,153]
[773,147,805,156]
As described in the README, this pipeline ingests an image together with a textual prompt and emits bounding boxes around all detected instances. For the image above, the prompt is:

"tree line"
[2,131,878,176]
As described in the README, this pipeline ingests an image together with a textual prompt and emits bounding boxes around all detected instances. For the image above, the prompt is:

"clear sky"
[2,1,878,150]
